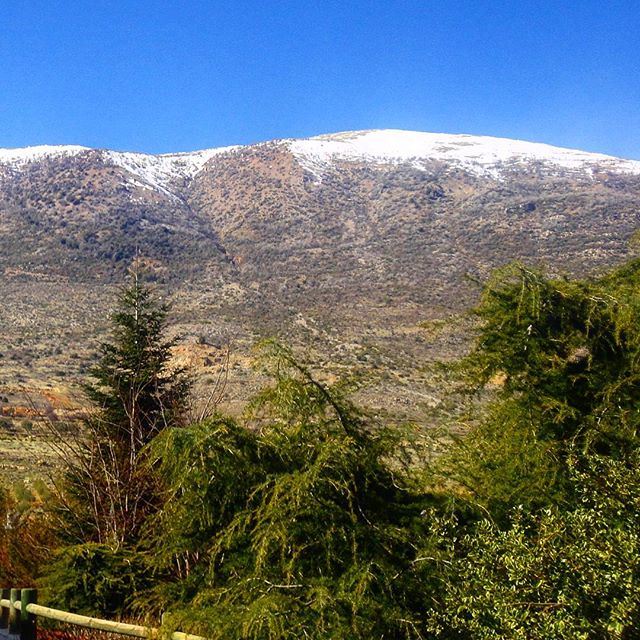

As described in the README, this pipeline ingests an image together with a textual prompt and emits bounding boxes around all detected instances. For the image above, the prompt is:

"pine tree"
[85,273,189,457]
[55,273,190,546]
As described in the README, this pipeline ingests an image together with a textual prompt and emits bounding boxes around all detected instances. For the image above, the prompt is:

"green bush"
[41,543,150,618]
[428,450,640,639]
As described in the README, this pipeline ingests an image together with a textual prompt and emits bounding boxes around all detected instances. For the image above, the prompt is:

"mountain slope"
[1,129,640,424]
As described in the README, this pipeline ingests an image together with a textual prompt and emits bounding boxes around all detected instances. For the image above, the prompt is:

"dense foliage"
[441,260,640,518]
[0,480,53,585]
[427,259,640,637]
[428,451,640,638]
[141,342,432,638]
[3,257,639,637]
[41,543,150,618]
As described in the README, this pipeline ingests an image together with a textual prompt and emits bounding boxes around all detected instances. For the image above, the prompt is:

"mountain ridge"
[3,129,640,182]
[1,128,640,425]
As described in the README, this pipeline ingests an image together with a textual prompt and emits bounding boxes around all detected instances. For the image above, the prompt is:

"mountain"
[1,129,640,427]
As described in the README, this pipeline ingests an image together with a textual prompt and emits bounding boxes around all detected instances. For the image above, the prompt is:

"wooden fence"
[0,589,204,640]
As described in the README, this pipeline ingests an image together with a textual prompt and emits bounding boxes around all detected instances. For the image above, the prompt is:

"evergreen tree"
[439,260,640,518]
[139,341,432,639]
[54,274,189,547]
[85,273,189,456]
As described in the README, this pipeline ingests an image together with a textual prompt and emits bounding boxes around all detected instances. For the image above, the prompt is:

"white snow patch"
[105,146,240,198]
[286,130,640,179]
[2,132,639,193]
[0,143,240,198]
[0,145,90,165]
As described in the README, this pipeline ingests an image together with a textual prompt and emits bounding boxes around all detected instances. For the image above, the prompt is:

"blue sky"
[1,1,639,158]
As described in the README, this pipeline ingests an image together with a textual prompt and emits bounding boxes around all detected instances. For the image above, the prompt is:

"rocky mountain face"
[2,130,640,426]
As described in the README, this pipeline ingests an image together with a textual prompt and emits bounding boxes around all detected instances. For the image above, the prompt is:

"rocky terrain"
[2,129,640,475]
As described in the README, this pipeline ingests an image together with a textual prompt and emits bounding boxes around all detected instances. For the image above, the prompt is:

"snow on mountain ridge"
[104,146,239,197]
[0,144,91,164]
[2,131,639,191]
[287,130,640,178]
[0,144,240,198]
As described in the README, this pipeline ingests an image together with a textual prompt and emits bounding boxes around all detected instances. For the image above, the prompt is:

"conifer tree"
[139,341,431,639]
[439,259,640,519]
[85,272,189,457]
[56,273,189,546]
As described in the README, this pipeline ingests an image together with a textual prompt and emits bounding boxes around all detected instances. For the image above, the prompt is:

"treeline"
[2,258,640,639]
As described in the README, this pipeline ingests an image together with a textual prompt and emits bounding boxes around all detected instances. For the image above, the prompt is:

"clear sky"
[1,0,639,158]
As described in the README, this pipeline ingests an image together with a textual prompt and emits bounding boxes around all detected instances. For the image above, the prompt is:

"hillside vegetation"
[2,130,640,433]
[2,255,639,639]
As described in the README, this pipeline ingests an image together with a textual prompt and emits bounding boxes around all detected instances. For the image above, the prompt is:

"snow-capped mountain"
[0,144,91,165]
[1,129,640,401]
[2,130,639,198]
[0,143,240,199]
[287,130,640,178]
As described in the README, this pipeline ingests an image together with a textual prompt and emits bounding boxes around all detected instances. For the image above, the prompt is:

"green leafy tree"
[425,257,640,636]
[428,450,640,639]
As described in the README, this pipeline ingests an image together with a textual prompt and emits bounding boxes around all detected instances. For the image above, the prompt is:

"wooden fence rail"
[0,589,205,640]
